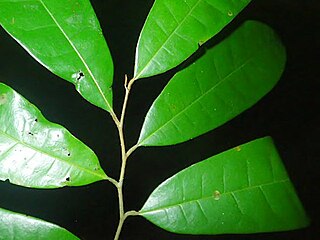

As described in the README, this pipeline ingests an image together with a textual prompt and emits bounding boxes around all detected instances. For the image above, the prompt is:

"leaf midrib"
[140,178,289,214]
[138,57,252,145]
[134,0,203,79]
[0,130,107,180]
[38,0,112,110]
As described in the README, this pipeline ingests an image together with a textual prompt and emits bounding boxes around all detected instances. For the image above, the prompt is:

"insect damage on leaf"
[72,71,85,82]
[213,190,221,200]
[198,40,206,47]
[235,146,242,152]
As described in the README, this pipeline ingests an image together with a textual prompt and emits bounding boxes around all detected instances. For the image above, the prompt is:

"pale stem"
[107,177,119,188]
[114,211,139,240]
[111,75,138,240]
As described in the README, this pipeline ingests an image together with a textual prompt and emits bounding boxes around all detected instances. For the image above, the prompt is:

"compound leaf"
[0,0,113,112]
[138,21,286,146]
[140,137,309,234]
[0,207,79,240]
[134,0,252,79]
[0,83,108,188]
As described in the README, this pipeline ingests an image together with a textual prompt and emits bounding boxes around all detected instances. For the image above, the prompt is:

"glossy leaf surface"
[140,137,309,234]
[0,83,108,188]
[0,0,113,111]
[134,0,251,79]
[138,21,286,146]
[0,207,79,240]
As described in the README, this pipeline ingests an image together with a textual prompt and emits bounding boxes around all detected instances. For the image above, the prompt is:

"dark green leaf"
[0,83,108,188]
[0,0,113,111]
[138,21,286,146]
[140,137,309,234]
[0,207,79,239]
[134,0,252,79]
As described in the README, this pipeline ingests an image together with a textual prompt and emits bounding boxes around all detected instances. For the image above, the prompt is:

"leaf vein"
[38,0,112,110]
[140,179,289,214]
[139,57,253,145]
[135,0,203,78]
[0,130,106,179]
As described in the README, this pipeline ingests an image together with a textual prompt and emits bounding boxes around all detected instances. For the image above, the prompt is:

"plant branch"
[114,210,139,240]
[111,75,138,240]
[106,177,119,188]
[126,144,139,159]
[120,75,135,126]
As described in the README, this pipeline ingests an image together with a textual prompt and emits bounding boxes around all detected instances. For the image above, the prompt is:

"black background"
[0,0,319,239]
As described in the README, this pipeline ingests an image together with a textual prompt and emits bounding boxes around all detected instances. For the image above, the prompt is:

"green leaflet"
[0,0,113,112]
[138,21,286,146]
[134,0,251,79]
[140,137,309,234]
[0,207,79,240]
[0,83,108,188]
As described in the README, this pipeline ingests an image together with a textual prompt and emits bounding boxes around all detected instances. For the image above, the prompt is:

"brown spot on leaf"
[214,190,221,200]
[235,146,241,152]
[0,94,7,105]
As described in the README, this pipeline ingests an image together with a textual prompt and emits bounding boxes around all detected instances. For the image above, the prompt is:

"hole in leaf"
[34,118,38,122]
[72,71,85,81]
[77,71,84,80]
[66,177,70,182]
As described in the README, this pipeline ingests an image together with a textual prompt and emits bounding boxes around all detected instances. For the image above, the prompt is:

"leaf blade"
[0,83,108,188]
[134,0,252,79]
[140,137,309,234]
[138,20,286,146]
[0,207,79,240]
[0,0,113,111]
